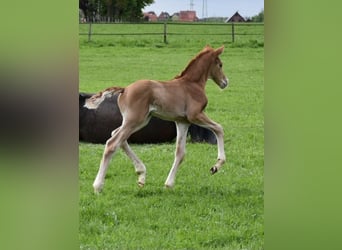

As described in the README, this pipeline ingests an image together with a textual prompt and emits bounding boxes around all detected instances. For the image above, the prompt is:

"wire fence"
[79,22,264,44]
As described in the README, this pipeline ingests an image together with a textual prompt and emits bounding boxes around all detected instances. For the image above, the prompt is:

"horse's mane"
[174,46,213,79]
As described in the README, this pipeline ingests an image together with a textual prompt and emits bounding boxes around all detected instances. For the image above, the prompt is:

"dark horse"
[79,92,216,144]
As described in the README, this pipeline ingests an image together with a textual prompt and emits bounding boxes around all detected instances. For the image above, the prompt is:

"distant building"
[179,10,198,22]
[158,12,170,21]
[171,12,180,21]
[143,11,158,22]
[226,11,245,22]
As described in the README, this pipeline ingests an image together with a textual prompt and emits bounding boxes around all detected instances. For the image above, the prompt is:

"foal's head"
[208,46,229,89]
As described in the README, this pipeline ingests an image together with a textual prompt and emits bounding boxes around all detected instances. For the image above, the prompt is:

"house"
[171,12,180,21]
[179,10,198,22]
[158,12,170,21]
[226,11,245,22]
[143,11,158,22]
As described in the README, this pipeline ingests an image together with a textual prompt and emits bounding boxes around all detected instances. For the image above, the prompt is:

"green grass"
[79,23,263,249]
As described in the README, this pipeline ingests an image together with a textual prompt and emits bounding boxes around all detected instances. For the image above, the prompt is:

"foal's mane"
[174,46,214,79]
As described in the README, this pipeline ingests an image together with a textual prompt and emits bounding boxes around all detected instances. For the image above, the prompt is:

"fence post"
[88,22,92,42]
[231,22,235,43]
[163,22,168,44]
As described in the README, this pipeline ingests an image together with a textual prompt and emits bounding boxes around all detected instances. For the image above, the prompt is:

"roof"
[158,12,170,21]
[226,11,245,22]
[143,11,158,22]
[179,11,198,22]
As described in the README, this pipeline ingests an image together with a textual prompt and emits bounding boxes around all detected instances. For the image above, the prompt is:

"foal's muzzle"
[220,77,229,89]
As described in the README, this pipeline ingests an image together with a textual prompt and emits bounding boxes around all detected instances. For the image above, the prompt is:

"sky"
[143,0,264,19]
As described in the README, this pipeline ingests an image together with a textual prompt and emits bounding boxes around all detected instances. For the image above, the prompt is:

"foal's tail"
[84,86,125,109]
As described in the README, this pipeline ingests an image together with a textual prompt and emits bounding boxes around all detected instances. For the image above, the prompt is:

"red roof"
[143,12,158,22]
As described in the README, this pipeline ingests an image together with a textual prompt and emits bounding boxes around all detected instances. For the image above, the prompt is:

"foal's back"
[118,79,190,122]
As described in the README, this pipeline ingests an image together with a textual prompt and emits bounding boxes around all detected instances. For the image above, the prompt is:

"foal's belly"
[149,104,187,122]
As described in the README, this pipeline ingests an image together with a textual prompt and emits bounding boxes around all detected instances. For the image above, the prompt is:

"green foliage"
[79,24,264,249]
[251,9,264,22]
[81,0,154,21]
[231,39,264,48]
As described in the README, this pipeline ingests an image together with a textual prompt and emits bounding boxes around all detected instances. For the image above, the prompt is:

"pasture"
[79,23,264,249]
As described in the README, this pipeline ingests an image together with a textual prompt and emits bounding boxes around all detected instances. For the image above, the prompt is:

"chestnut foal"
[85,45,229,193]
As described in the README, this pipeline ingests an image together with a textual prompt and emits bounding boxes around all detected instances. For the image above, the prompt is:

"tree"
[79,0,154,22]
[251,9,264,22]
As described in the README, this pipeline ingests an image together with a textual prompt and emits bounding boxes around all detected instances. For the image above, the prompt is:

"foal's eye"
[219,63,222,68]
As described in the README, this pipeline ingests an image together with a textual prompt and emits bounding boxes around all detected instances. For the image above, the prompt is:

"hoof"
[94,188,102,195]
[165,183,174,189]
[210,166,218,175]
[93,182,103,194]
[137,181,145,188]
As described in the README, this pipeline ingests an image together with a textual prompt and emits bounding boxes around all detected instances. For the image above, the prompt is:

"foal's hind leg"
[93,125,137,193]
[165,122,190,188]
[189,112,226,174]
[93,113,151,193]
[121,141,146,187]
[93,127,124,193]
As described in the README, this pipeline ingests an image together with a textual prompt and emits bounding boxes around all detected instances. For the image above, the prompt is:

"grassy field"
[79,23,264,249]
[79,22,264,48]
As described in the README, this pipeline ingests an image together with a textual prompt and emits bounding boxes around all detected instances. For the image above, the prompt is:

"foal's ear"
[203,44,212,51]
[215,45,225,55]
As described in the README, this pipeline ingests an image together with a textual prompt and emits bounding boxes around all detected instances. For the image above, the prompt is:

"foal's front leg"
[165,122,190,188]
[190,112,226,174]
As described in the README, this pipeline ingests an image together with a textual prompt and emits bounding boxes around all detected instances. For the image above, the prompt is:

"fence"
[79,22,264,45]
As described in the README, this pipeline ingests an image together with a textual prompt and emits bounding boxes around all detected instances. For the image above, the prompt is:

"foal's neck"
[177,53,213,88]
